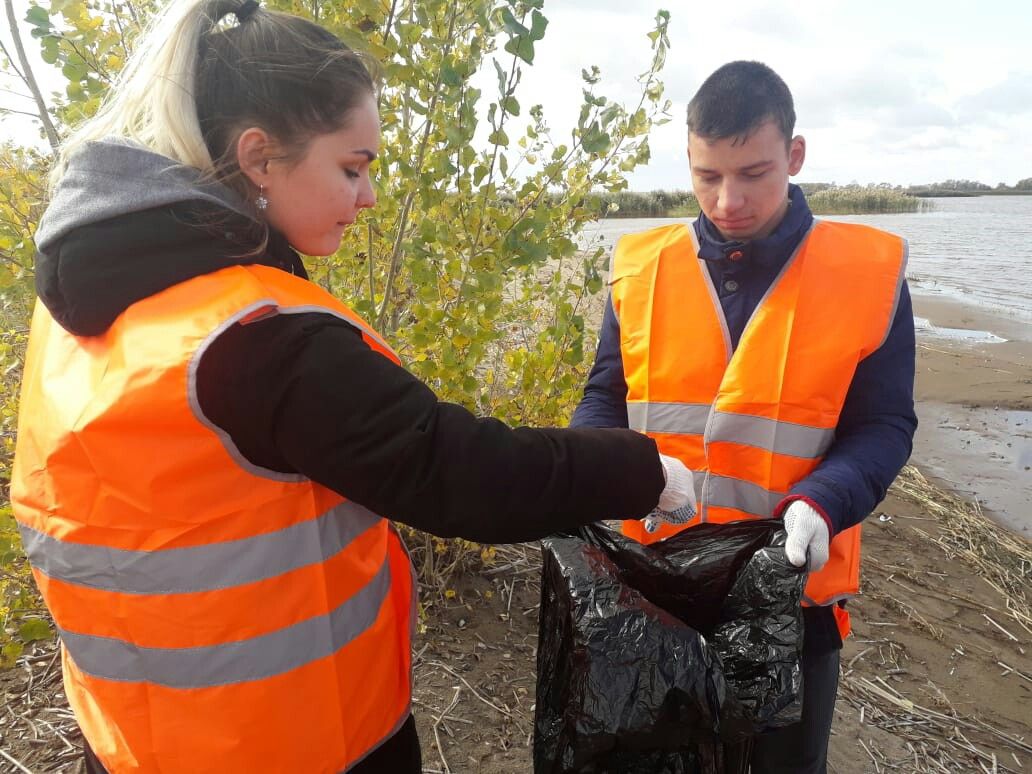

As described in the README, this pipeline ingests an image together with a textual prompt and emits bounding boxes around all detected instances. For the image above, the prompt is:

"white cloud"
[3,0,1031,187]
[956,72,1032,118]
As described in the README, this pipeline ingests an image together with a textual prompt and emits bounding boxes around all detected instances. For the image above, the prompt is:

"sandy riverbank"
[910,293,1032,537]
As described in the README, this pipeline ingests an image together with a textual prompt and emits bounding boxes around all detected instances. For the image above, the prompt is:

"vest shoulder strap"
[611,223,693,279]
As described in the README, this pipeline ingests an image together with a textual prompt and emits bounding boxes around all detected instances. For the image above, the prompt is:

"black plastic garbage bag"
[534,520,806,773]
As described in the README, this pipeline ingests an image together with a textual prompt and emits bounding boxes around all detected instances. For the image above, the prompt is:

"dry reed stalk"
[889,466,1031,631]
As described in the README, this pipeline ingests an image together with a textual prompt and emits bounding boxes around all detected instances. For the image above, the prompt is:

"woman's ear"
[236,127,274,188]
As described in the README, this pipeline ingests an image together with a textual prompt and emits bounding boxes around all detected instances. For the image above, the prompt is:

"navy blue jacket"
[571,184,917,535]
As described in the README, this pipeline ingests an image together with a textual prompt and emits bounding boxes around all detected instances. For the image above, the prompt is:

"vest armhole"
[238,304,280,326]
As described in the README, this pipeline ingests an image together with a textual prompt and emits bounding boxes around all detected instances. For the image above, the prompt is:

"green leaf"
[396,22,423,45]
[441,64,462,87]
[40,40,59,65]
[500,8,529,37]
[18,618,52,643]
[580,122,611,155]
[600,103,621,127]
[25,5,50,28]
[0,641,24,669]
[66,81,85,102]
[529,10,549,41]
[501,95,520,116]
[504,34,535,65]
[488,128,509,147]
[492,59,506,97]
[62,62,86,82]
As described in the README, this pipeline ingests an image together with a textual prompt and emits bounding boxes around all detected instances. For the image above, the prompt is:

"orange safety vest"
[610,220,906,637]
[11,264,416,773]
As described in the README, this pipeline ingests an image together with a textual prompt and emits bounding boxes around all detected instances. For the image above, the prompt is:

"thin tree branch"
[0,85,32,100]
[111,3,130,58]
[3,0,60,151]
[0,37,26,81]
[367,221,375,310]
[382,0,399,44]
[376,5,459,329]
[0,105,42,119]
[122,0,139,27]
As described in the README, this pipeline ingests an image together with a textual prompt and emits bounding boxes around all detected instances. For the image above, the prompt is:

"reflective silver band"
[60,559,392,689]
[704,474,784,518]
[19,501,380,595]
[626,401,711,435]
[707,410,834,459]
[627,402,833,459]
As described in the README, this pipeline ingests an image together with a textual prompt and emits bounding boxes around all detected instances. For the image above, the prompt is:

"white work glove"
[642,454,697,534]
[783,500,830,572]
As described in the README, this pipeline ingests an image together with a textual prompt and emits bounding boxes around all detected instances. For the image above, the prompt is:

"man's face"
[688,120,805,242]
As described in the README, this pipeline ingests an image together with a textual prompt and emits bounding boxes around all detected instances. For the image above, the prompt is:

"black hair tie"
[236,0,260,22]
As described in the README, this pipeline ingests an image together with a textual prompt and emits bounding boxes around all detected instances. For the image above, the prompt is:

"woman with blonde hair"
[11,1,694,771]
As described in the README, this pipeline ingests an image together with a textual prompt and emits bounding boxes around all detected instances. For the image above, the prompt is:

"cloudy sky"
[3,0,1030,190]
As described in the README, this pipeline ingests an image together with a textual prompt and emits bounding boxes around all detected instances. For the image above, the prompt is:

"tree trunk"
[3,0,61,152]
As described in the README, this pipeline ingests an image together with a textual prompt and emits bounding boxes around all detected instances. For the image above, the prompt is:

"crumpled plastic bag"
[534,519,806,774]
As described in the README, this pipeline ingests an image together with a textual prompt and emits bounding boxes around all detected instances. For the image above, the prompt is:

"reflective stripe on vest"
[11,265,416,773]
[629,403,835,459]
[18,500,379,596]
[57,561,391,689]
[610,220,906,607]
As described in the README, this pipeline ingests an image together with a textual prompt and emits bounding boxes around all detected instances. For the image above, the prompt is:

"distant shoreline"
[599,187,930,218]
[598,188,1032,218]
[909,190,1032,198]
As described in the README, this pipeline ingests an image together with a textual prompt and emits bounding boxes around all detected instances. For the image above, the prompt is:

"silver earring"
[255,184,268,212]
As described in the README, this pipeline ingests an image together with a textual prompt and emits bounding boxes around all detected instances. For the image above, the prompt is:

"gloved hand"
[783,499,830,571]
[642,454,697,534]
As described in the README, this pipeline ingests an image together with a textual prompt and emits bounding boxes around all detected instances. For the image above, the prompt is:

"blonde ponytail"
[50,0,241,190]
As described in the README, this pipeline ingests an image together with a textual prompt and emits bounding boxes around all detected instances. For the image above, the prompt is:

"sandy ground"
[1,293,1030,773]
[909,294,1032,537]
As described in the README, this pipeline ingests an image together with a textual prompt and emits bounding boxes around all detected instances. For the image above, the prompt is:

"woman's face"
[259,94,380,256]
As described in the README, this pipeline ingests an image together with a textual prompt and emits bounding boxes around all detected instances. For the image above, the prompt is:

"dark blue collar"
[695,184,814,268]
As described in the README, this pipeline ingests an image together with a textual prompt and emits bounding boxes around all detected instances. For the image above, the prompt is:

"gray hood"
[34,138,303,337]
[36,137,251,253]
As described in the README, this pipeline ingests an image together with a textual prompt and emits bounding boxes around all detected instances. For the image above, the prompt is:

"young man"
[571,61,917,772]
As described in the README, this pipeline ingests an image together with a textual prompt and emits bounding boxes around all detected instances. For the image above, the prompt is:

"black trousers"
[83,714,422,773]
[749,607,842,774]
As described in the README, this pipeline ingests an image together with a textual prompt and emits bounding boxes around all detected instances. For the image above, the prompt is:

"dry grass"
[890,466,1031,634]
[832,465,1032,773]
